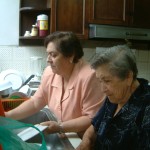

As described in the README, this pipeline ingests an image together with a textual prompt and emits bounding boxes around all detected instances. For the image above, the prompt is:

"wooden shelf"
[19,0,50,46]
[19,36,46,40]
[20,7,50,12]
[19,38,45,46]
[19,36,46,46]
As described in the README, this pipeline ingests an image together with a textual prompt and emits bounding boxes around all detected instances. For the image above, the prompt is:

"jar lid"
[37,14,48,20]
[32,25,38,27]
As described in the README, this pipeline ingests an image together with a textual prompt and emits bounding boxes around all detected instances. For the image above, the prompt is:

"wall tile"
[83,48,95,62]
[137,62,149,81]
[0,47,12,60]
[0,46,150,82]
[137,50,149,62]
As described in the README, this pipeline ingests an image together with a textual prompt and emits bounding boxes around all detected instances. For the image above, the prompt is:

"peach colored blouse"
[32,59,105,122]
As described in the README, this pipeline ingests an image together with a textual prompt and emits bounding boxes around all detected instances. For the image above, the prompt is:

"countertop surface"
[66,132,82,149]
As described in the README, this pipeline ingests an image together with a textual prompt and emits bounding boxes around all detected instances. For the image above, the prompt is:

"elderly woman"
[5,31,105,136]
[77,45,150,149]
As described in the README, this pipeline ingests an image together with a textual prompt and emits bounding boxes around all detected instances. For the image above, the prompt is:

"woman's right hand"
[40,121,60,134]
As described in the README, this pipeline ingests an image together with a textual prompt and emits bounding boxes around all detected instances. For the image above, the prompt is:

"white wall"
[0,0,19,45]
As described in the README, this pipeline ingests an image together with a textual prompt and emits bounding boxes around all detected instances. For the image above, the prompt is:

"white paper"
[17,124,48,141]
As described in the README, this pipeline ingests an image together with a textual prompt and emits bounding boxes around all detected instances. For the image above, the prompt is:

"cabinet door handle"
[126,32,148,37]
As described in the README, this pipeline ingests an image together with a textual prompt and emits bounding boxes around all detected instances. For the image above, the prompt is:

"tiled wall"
[0,46,47,77]
[136,50,150,81]
[0,46,150,81]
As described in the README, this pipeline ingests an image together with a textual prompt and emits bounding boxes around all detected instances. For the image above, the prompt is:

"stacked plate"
[0,69,26,97]
[0,69,26,91]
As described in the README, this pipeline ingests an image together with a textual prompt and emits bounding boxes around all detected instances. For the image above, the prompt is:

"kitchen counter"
[66,132,82,149]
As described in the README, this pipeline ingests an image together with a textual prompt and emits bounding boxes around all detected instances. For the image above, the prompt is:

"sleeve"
[91,101,106,131]
[81,71,105,119]
[135,104,150,149]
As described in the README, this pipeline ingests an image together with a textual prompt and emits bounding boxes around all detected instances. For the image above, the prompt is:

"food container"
[37,14,48,37]
[31,25,38,36]
[24,31,31,37]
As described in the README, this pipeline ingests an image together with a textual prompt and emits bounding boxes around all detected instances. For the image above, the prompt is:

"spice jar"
[31,25,38,36]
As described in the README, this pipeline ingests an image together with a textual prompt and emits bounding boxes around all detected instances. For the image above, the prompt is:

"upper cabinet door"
[130,0,150,28]
[89,0,130,26]
[89,0,150,29]
[51,0,90,39]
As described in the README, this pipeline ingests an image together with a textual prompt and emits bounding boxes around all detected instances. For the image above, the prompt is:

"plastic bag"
[0,116,47,150]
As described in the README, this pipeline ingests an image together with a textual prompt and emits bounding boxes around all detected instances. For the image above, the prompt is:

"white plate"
[0,80,12,91]
[0,69,26,90]
[17,124,48,141]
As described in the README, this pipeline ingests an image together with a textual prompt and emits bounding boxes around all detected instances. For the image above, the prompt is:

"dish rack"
[1,98,28,111]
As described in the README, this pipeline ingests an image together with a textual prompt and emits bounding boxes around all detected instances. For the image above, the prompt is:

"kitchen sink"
[18,108,75,150]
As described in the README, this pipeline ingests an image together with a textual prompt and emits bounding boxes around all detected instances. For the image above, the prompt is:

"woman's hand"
[40,121,60,134]
[76,139,92,150]
[76,125,96,150]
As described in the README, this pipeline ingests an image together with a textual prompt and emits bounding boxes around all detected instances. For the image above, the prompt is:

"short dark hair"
[91,45,138,80]
[44,31,84,63]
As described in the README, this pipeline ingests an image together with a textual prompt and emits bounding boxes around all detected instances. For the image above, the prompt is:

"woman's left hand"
[40,121,60,134]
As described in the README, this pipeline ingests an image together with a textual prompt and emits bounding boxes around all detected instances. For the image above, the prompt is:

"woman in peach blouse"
[5,31,105,136]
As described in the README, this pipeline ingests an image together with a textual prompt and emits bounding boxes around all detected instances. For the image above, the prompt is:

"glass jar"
[31,25,38,36]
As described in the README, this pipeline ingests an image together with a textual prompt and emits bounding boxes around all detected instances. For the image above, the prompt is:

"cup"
[24,31,31,37]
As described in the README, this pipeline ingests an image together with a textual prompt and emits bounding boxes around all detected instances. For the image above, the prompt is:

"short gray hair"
[91,45,138,80]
